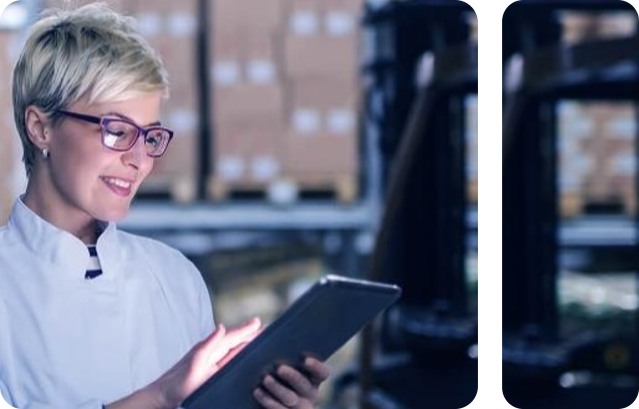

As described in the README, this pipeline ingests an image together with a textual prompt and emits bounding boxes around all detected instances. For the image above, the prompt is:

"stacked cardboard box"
[581,103,636,215]
[465,95,477,204]
[558,102,636,217]
[209,0,362,202]
[557,102,592,218]
[469,12,478,42]
[281,0,360,201]
[562,11,637,44]
[131,0,200,202]
[559,11,637,217]
[0,30,22,224]
[208,0,286,199]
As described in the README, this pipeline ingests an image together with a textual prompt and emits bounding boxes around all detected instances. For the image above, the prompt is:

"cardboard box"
[128,6,200,202]
[211,31,281,86]
[284,35,357,80]
[141,0,197,14]
[469,13,478,42]
[596,12,636,39]
[289,80,358,122]
[212,0,284,32]
[283,0,359,80]
[562,11,637,44]
[211,30,244,87]
[283,0,364,21]
[214,84,285,126]
[284,81,358,173]
[245,129,284,183]
[0,30,22,222]
[284,0,322,37]
[324,0,365,15]
[245,32,280,85]
[0,110,17,225]
[284,131,356,174]
[562,12,599,44]
[213,125,284,183]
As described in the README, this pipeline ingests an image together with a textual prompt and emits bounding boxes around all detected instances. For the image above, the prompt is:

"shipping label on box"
[167,108,199,135]
[213,125,284,183]
[245,33,279,85]
[167,12,198,38]
[211,31,244,87]
[217,155,246,182]
[324,10,356,37]
[288,81,357,135]
[288,9,321,36]
[325,108,355,136]
[251,155,281,182]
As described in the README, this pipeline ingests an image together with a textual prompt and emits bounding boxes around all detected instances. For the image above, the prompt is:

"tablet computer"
[182,274,401,409]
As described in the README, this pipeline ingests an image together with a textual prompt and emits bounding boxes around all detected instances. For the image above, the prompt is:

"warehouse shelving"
[502,1,639,407]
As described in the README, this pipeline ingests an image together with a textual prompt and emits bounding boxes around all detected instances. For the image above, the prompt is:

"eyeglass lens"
[103,120,170,156]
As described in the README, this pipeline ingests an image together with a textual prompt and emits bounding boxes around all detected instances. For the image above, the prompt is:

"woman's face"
[45,92,162,222]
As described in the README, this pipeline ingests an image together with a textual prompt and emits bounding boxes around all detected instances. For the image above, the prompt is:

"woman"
[0,3,329,409]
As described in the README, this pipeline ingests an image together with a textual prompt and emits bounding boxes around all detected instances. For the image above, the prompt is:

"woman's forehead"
[72,92,163,124]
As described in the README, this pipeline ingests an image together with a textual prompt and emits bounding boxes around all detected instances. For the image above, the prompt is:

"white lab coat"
[0,198,215,409]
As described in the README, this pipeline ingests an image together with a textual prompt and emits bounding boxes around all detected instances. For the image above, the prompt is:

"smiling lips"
[101,176,134,197]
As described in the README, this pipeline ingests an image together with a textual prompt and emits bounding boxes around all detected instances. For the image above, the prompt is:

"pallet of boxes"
[0,29,22,225]
[208,0,361,203]
[468,14,477,204]
[582,104,636,216]
[131,0,200,202]
[558,101,637,219]
[558,11,637,218]
[466,95,477,204]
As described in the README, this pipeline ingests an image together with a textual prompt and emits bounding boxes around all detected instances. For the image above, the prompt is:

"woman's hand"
[253,357,331,409]
[147,317,262,409]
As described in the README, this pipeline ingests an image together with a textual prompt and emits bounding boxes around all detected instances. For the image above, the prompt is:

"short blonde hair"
[12,2,170,177]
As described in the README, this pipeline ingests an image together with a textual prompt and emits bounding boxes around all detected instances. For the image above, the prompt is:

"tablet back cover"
[183,275,401,409]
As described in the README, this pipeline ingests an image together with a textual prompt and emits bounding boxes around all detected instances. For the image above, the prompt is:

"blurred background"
[0,0,477,408]
[503,0,639,408]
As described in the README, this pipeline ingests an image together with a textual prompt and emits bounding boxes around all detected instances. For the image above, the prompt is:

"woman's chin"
[94,206,130,223]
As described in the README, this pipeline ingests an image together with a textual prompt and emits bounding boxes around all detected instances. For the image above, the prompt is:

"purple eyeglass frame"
[56,109,174,158]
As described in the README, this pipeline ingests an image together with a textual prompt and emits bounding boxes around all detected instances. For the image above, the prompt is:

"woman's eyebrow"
[102,111,162,127]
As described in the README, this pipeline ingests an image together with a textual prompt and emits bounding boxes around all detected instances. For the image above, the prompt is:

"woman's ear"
[24,105,53,151]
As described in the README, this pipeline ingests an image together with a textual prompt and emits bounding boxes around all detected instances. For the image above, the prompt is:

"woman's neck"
[23,172,98,245]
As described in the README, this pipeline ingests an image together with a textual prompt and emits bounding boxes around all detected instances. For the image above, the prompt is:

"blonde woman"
[0,4,329,409]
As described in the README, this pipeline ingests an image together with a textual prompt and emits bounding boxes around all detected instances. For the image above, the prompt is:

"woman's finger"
[217,341,247,367]
[223,317,262,347]
[303,357,331,385]
[253,387,288,409]
[276,365,317,401]
[261,374,300,407]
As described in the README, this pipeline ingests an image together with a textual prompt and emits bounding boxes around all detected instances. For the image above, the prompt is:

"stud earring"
[42,148,49,159]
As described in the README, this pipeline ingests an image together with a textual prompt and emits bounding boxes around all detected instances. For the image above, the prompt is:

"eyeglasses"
[56,110,174,158]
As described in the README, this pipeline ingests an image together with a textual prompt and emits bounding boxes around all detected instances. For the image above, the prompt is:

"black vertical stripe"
[85,245,102,280]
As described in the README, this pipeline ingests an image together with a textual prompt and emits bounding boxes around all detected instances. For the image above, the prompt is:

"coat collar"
[7,197,123,280]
